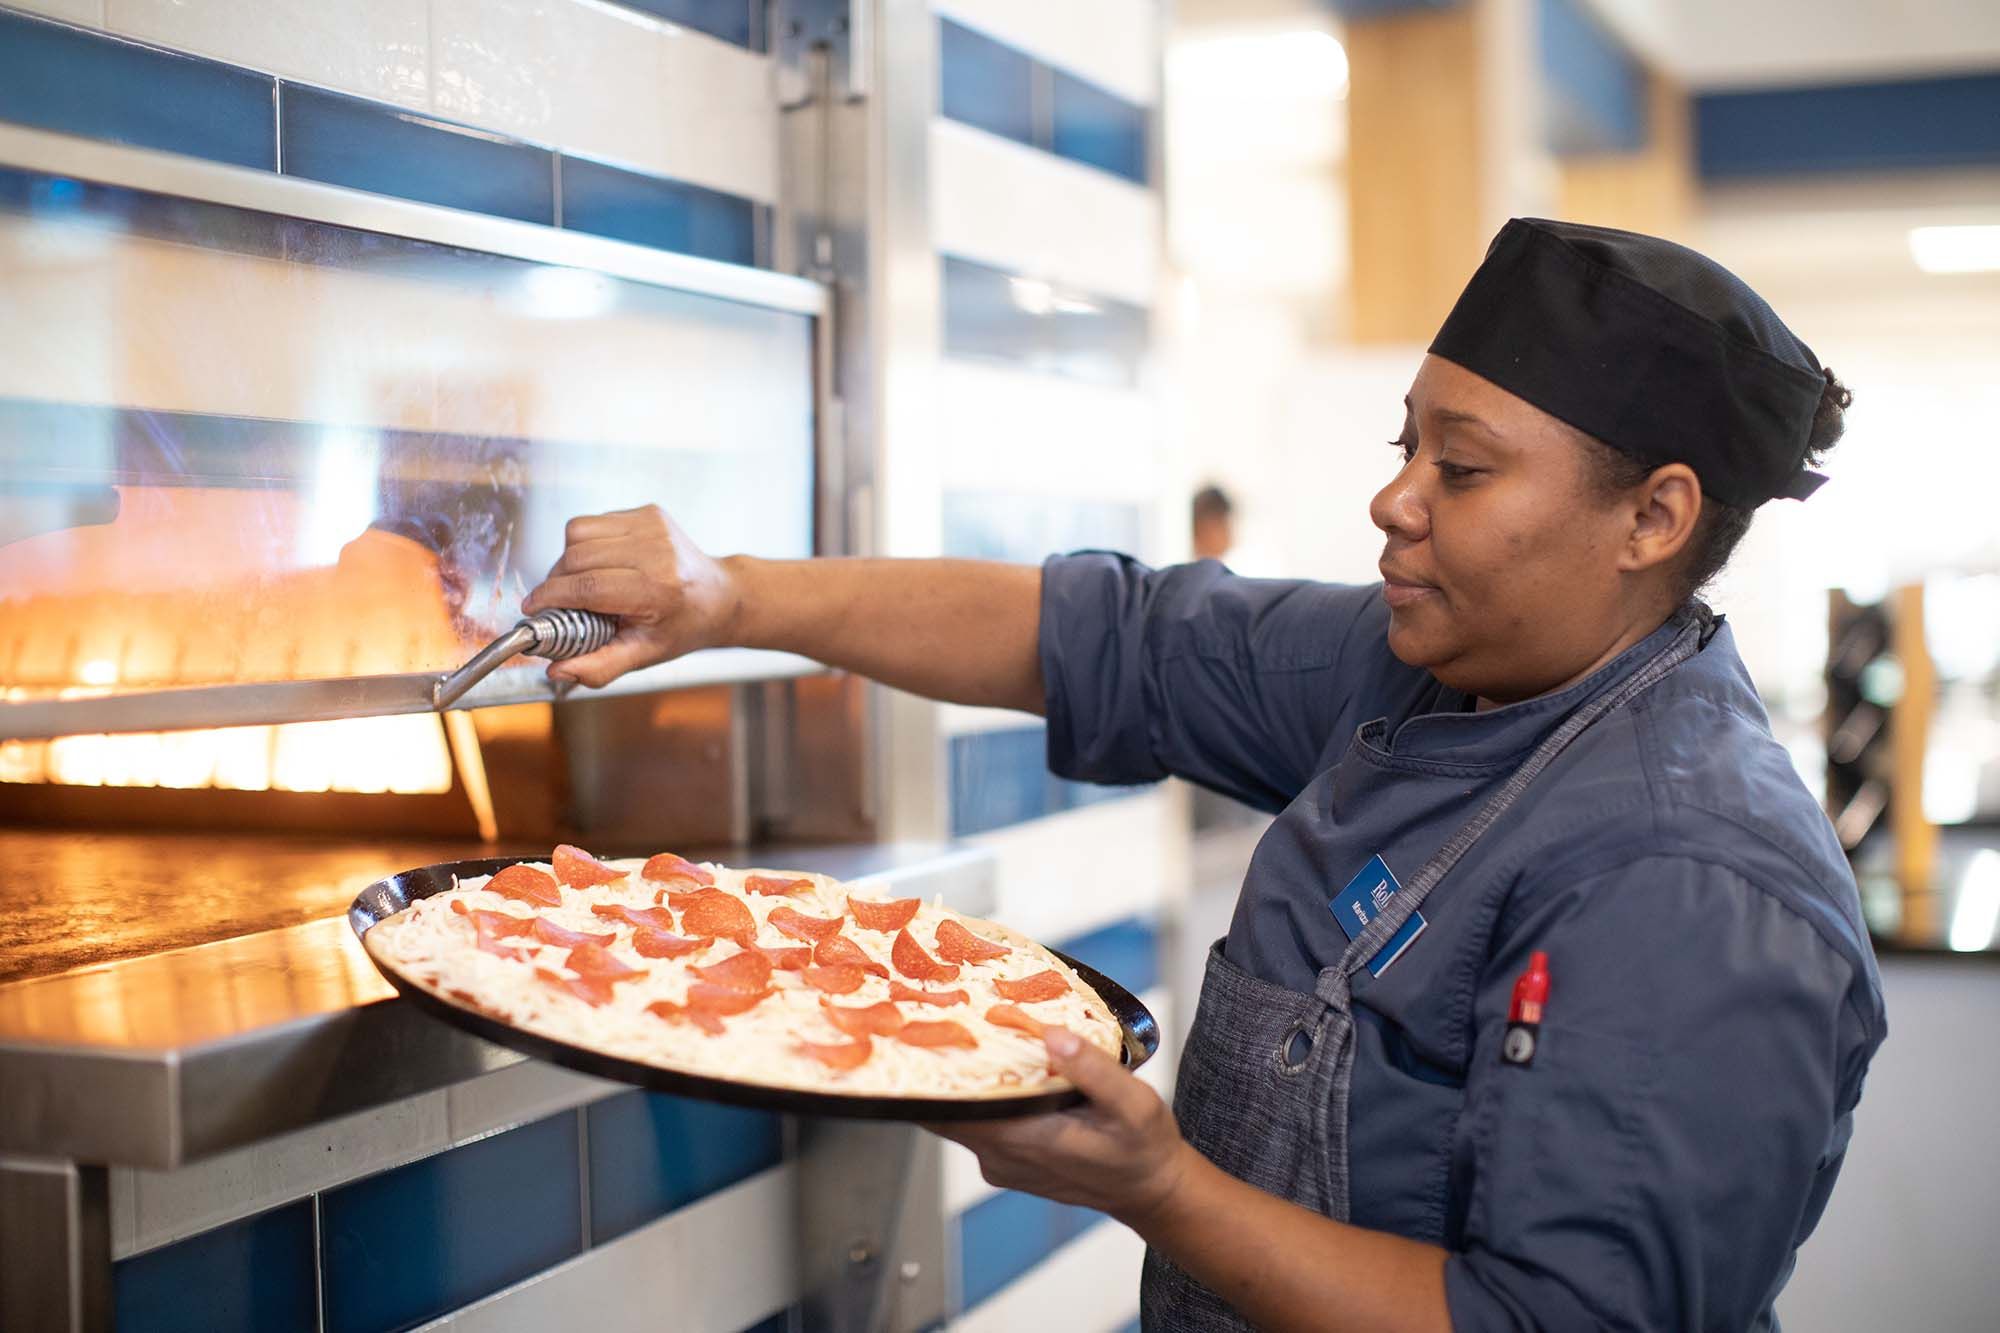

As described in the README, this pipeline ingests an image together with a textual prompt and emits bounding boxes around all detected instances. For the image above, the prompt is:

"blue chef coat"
[1037,553,1887,1332]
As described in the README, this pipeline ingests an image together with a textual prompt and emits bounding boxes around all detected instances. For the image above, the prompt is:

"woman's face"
[1370,355,1678,704]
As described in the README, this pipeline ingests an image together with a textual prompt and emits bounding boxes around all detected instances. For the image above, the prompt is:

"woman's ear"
[1622,462,1702,574]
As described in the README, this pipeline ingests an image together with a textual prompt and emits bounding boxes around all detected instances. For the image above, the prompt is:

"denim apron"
[1138,613,1709,1329]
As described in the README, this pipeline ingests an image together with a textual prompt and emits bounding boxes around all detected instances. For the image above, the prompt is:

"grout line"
[311,1192,327,1333]
[575,1106,592,1251]
[552,150,564,229]
[272,78,284,174]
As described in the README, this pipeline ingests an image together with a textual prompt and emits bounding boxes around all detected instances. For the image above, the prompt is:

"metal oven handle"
[432,609,618,708]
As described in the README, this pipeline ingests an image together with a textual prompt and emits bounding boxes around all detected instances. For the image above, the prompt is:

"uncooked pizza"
[364,845,1125,1099]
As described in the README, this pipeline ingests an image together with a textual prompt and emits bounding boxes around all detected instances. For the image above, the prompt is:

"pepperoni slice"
[564,943,644,981]
[801,964,867,995]
[798,1035,873,1070]
[529,918,615,951]
[934,919,1009,964]
[755,944,814,972]
[768,907,844,942]
[646,1000,727,1035]
[814,934,890,978]
[676,890,757,944]
[483,864,562,908]
[993,970,1069,1003]
[820,999,906,1038]
[685,982,773,1014]
[897,1019,978,1049]
[693,949,774,992]
[591,903,679,932]
[641,852,714,887]
[745,874,813,897]
[847,896,921,933]
[537,966,618,1006]
[553,844,625,889]
[889,981,970,1007]
[632,927,712,959]
[891,929,961,983]
[985,1004,1046,1038]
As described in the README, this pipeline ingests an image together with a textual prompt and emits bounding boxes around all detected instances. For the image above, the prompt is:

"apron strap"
[1326,606,1711,990]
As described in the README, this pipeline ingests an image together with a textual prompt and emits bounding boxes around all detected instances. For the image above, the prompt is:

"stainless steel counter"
[0,838,995,1168]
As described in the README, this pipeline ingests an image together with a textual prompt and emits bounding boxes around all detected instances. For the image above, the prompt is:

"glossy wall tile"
[0,7,275,169]
[585,1090,784,1244]
[940,255,1151,389]
[107,0,429,109]
[956,1186,1108,1311]
[112,1199,316,1333]
[560,154,759,267]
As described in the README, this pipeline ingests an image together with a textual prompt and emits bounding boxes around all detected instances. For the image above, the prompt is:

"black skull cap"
[1428,218,1829,507]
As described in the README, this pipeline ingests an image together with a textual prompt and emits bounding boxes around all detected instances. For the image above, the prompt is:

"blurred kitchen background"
[0,0,1995,1330]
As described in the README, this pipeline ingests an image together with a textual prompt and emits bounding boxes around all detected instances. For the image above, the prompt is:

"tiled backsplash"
[110,1094,785,1333]
[0,4,773,266]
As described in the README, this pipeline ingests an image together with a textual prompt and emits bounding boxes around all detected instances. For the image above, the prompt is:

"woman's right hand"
[521,505,741,688]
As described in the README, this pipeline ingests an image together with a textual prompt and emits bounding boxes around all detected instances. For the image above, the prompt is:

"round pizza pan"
[348,856,1161,1121]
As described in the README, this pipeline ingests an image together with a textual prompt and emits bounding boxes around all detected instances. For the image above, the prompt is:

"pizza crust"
[364,853,1128,1103]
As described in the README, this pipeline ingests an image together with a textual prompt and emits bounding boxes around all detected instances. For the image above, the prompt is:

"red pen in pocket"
[1503,950,1549,1066]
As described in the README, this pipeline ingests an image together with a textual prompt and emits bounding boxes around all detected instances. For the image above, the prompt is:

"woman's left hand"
[928,1028,1194,1227]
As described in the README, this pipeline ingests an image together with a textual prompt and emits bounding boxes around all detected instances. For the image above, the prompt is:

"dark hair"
[1584,367,1852,600]
[1192,484,1234,524]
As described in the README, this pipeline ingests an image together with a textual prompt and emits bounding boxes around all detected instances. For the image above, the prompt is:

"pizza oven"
[0,100,980,1333]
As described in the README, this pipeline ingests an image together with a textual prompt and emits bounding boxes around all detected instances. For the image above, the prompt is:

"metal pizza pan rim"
[347,856,1161,1122]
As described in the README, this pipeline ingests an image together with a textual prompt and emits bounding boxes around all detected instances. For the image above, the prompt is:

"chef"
[526,219,1887,1331]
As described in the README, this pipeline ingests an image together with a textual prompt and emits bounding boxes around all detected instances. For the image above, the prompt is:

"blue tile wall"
[320,1111,582,1333]
[612,0,763,51]
[586,1090,784,1244]
[940,255,1151,389]
[560,155,759,267]
[113,1200,316,1333]
[1537,0,1646,155]
[1055,917,1159,996]
[739,1307,797,1333]
[280,84,555,226]
[0,8,275,170]
[1050,70,1149,185]
[1695,72,2000,179]
[938,18,1151,186]
[956,1188,1108,1310]
[940,19,1037,148]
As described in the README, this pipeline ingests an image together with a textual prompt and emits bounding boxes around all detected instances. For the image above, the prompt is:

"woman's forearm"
[1129,1145,1452,1333]
[723,556,1046,713]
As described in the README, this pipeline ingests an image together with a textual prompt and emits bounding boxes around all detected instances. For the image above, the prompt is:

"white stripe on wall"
[951,1209,1149,1333]
[933,0,1159,107]
[932,119,1161,308]
[968,788,1190,947]
[29,0,780,205]
[934,362,1163,502]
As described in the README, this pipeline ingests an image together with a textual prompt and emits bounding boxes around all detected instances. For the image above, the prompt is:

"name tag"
[1329,854,1427,978]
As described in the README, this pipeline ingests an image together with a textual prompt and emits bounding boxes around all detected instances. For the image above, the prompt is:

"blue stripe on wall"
[113,1200,316,1333]
[1055,916,1159,996]
[560,155,759,266]
[280,84,555,226]
[938,18,1152,186]
[1695,72,2000,179]
[1538,0,1646,154]
[948,724,1146,838]
[1050,69,1149,185]
[612,0,763,52]
[957,1188,1109,1310]
[0,8,275,170]
[319,1111,583,1333]
[586,1090,784,1244]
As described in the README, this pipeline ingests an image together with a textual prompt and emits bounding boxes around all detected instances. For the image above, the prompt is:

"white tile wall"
[107,0,430,108]
[10,0,104,25]
[932,119,1161,307]
[934,0,1159,106]
[934,362,1163,502]
[971,789,1189,947]
[430,0,777,203]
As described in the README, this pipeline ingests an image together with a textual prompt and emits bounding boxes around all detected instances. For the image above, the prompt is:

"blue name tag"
[1330,854,1427,978]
